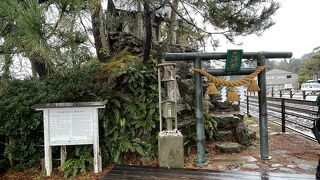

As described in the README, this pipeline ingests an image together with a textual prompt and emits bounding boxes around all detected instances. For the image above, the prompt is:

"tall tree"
[288,58,302,73]
[167,0,179,45]
[172,0,280,47]
[143,0,152,62]
[1,0,54,77]
[298,52,320,83]
[0,0,94,77]
[91,0,114,62]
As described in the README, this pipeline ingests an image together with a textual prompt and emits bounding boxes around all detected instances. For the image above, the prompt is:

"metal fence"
[267,87,320,100]
[244,96,318,141]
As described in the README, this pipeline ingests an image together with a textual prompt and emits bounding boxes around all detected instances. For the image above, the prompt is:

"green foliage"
[0,0,93,76]
[0,79,45,170]
[102,48,140,71]
[59,159,87,179]
[180,113,218,149]
[101,59,158,163]
[59,146,93,179]
[43,60,103,102]
[203,113,218,139]
[0,54,159,174]
[273,58,302,74]
[0,0,50,58]
[298,53,320,83]
[207,0,279,40]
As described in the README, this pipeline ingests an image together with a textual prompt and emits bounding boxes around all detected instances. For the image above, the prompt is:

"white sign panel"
[34,102,105,176]
[48,108,94,145]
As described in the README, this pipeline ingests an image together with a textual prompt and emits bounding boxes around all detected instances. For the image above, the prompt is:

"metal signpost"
[32,102,105,176]
[165,51,292,166]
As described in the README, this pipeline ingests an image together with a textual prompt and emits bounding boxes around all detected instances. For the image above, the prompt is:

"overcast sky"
[213,0,320,59]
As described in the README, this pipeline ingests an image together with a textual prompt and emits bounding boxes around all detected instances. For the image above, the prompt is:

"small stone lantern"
[156,63,184,168]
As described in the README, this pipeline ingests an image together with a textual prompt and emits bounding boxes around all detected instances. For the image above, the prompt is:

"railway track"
[240,96,318,142]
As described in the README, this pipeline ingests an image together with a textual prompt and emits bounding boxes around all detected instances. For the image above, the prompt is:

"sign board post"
[32,102,105,176]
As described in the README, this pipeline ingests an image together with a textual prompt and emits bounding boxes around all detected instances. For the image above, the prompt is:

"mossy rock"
[102,47,141,71]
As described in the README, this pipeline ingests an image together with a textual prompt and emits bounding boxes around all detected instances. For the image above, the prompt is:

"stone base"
[158,131,184,168]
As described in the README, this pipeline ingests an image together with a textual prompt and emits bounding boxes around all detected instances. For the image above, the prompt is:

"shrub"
[0,55,159,175]
[180,112,218,152]
[0,79,45,170]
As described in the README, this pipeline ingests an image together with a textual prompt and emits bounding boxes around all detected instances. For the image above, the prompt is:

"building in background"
[266,69,299,90]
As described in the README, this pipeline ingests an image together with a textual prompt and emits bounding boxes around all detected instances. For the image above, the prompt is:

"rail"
[244,95,318,141]
[267,88,320,99]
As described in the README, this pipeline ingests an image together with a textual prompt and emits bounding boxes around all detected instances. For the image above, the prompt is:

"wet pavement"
[184,117,320,176]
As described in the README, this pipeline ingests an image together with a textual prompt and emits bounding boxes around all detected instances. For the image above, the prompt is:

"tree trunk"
[136,1,144,39]
[30,54,50,77]
[91,1,112,62]
[107,0,115,14]
[7,137,14,168]
[3,54,12,79]
[143,0,152,62]
[30,61,37,77]
[168,0,179,45]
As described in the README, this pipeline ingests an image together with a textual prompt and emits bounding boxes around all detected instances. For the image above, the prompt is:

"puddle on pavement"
[210,156,258,163]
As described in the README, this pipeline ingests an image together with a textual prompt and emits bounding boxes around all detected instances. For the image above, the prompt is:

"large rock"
[178,79,194,108]
[212,100,239,112]
[203,94,214,113]
[216,142,246,153]
[235,121,256,146]
[213,114,241,130]
[213,113,256,146]
[176,62,193,80]
[215,131,234,141]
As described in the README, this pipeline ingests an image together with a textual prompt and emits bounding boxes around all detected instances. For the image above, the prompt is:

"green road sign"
[225,50,243,72]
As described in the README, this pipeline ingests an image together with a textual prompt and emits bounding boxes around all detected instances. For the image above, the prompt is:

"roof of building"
[266,69,297,75]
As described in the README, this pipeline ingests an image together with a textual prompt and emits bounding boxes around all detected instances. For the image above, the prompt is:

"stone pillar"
[158,131,184,168]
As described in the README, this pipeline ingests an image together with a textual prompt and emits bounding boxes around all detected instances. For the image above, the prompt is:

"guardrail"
[245,96,318,140]
[267,88,320,99]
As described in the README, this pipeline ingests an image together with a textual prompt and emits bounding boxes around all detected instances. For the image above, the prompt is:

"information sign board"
[48,108,94,145]
[32,102,105,176]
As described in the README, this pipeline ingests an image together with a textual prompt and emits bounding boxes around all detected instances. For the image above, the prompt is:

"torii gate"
[165,51,292,166]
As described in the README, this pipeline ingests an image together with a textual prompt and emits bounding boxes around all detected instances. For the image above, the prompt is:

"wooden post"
[281,99,286,133]
[60,146,67,166]
[43,110,52,176]
[246,95,251,117]
[93,108,101,173]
